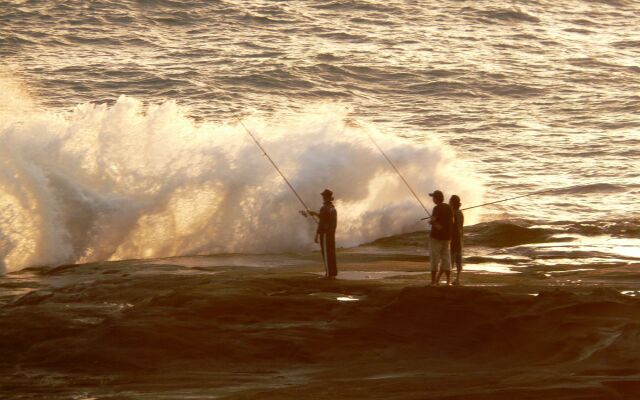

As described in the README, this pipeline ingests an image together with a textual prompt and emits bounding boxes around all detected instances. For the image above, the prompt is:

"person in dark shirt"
[308,189,338,279]
[449,195,464,285]
[429,190,453,286]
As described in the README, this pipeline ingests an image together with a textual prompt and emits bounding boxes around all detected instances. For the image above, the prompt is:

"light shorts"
[430,237,451,272]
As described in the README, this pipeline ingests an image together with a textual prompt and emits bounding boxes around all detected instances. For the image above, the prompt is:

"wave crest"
[480,8,540,23]
[0,93,482,272]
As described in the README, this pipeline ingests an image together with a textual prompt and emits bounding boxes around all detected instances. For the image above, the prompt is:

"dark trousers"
[451,242,462,272]
[320,233,337,277]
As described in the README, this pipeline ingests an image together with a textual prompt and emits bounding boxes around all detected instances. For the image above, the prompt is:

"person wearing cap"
[428,190,454,286]
[307,189,338,278]
[449,195,464,285]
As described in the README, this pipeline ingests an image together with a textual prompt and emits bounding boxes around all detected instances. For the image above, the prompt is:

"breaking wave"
[0,78,482,272]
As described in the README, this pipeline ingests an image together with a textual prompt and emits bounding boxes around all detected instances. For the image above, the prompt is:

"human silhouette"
[449,195,464,285]
[428,190,453,285]
[308,189,338,278]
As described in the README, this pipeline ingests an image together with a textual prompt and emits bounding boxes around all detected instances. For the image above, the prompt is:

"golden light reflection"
[111,183,225,260]
[0,191,39,271]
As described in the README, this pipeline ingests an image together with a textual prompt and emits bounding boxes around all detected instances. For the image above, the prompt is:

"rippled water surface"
[4,1,638,213]
[1,0,639,270]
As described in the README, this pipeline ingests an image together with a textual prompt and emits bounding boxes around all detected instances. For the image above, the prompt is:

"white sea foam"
[0,78,483,272]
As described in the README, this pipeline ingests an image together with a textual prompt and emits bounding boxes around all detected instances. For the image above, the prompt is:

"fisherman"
[307,189,338,279]
[429,190,453,286]
[449,195,464,285]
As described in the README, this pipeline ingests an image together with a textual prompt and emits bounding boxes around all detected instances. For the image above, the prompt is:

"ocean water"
[1,0,639,271]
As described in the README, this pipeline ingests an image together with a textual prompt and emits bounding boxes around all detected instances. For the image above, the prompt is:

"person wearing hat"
[307,189,338,278]
[449,195,464,285]
[428,190,454,286]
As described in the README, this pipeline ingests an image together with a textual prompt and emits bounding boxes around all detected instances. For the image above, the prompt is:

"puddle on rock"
[309,292,362,302]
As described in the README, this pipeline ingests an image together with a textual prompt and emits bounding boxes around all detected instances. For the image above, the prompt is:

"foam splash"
[0,81,483,273]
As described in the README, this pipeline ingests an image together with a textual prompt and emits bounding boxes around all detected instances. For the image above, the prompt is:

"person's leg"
[455,250,463,284]
[320,233,329,277]
[430,238,440,285]
[435,239,446,285]
[451,249,461,284]
[441,240,452,285]
[327,233,337,278]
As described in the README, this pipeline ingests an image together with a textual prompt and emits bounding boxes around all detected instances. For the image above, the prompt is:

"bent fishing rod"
[365,131,432,218]
[236,118,318,223]
[419,186,570,220]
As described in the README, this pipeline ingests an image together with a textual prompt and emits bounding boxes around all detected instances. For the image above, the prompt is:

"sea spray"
[0,94,483,272]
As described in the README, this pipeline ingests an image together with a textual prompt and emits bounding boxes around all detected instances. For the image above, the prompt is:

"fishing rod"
[236,118,318,223]
[461,187,569,211]
[419,186,569,220]
[365,131,432,217]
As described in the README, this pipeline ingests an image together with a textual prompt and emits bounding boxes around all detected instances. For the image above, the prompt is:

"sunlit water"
[1,0,639,271]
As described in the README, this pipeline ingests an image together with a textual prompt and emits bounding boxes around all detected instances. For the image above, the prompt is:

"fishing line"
[461,187,570,211]
[419,186,573,220]
[236,118,318,223]
[364,130,432,218]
